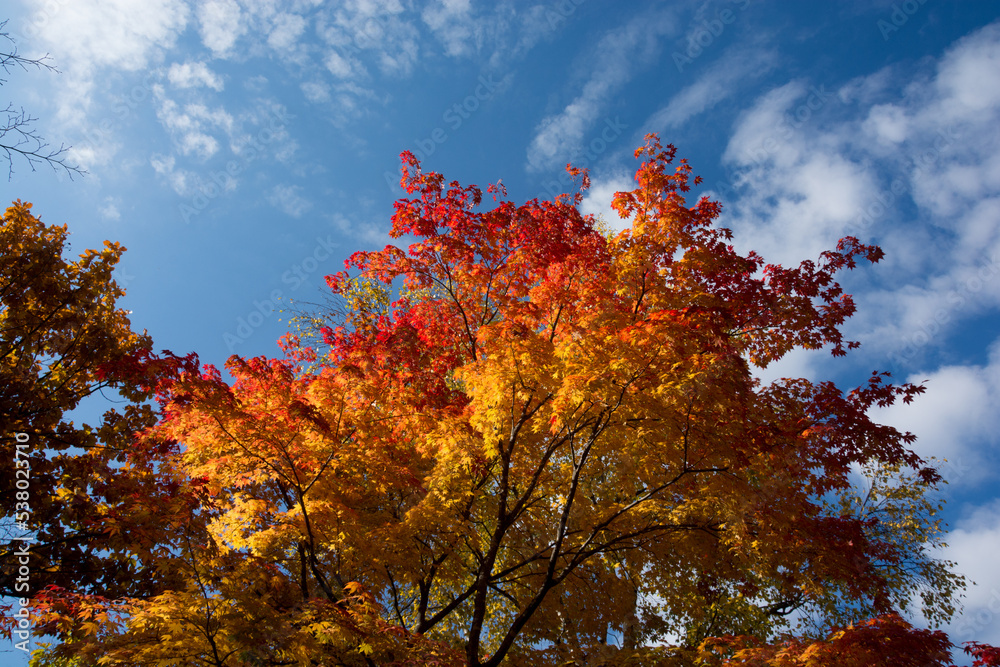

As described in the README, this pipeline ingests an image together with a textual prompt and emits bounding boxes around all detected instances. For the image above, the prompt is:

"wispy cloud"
[21,0,188,124]
[197,0,245,56]
[23,0,189,73]
[936,498,1000,647]
[715,20,1000,367]
[324,50,367,80]
[154,87,236,160]
[99,196,122,221]
[873,338,1000,486]
[269,184,312,217]
[150,153,199,196]
[421,0,478,57]
[267,12,308,51]
[525,7,677,173]
[300,80,331,103]
[316,1,420,78]
[168,61,224,91]
[643,46,776,131]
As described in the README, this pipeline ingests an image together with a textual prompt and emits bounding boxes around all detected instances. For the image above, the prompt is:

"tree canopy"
[1,200,193,622]
[3,136,996,666]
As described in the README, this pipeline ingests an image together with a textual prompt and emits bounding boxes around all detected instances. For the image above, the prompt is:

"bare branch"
[0,19,85,179]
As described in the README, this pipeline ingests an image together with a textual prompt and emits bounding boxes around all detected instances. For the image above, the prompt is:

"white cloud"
[489,4,557,66]
[526,8,676,173]
[269,184,312,217]
[301,80,331,103]
[149,153,175,175]
[751,347,831,385]
[21,0,188,125]
[723,81,809,168]
[167,62,224,91]
[150,153,198,196]
[316,1,420,78]
[99,196,122,221]
[481,2,588,71]
[644,47,776,131]
[329,211,393,248]
[872,340,1000,486]
[579,172,636,233]
[67,133,124,171]
[230,101,298,163]
[939,499,1000,648]
[711,21,1000,371]
[23,0,188,74]
[377,37,419,77]
[935,22,1000,119]
[268,12,308,51]
[155,92,236,161]
[324,50,365,80]
[422,0,477,57]
[857,26,1000,358]
[861,103,909,145]
[198,0,246,55]
[148,99,294,200]
[861,251,1000,365]
[717,81,877,266]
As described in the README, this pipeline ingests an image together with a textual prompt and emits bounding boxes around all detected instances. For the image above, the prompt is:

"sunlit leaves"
[15,136,985,666]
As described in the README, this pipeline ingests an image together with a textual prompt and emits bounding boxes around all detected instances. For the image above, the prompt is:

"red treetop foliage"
[7,136,996,667]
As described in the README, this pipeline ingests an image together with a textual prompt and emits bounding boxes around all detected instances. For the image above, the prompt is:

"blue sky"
[3,0,1000,663]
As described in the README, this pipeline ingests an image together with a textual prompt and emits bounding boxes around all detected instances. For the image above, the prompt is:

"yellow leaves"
[78,621,100,637]
[18,140,972,667]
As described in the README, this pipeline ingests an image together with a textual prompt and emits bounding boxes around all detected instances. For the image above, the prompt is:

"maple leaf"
[0,201,198,606]
[18,139,989,667]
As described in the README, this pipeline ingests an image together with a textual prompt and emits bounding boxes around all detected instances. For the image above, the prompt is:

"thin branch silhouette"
[0,19,84,180]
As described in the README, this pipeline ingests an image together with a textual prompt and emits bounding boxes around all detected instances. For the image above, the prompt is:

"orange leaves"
[15,138,978,665]
[16,585,132,646]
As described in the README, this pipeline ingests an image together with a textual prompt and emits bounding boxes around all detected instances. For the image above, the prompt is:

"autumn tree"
[22,136,989,666]
[0,201,192,616]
